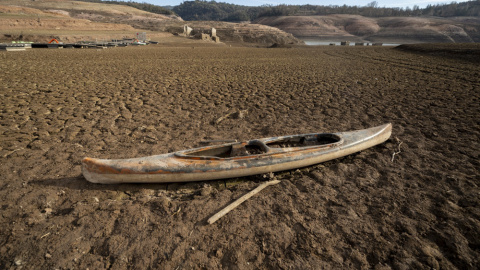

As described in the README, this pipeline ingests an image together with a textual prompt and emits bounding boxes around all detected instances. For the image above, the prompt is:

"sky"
[140,0,471,9]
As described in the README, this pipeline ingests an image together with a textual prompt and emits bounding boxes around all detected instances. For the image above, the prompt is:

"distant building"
[183,25,193,36]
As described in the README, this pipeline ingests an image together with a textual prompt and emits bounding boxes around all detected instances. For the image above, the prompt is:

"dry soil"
[0,44,479,269]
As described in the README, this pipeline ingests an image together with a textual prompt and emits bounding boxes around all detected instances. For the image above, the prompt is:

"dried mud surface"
[0,45,479,269]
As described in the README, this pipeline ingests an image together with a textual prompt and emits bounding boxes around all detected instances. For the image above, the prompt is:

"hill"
[172,0,480,22]
[0,0,182,43]
[0,0,301,45]
[170,0,480,44]
[254,15,480,43]
[2,0,478,45]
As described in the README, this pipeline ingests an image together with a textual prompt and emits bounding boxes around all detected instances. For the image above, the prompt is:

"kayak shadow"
[32,175,252,192]
[32,175,170,192]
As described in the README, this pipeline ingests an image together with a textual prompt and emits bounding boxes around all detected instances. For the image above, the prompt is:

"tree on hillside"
[77,0,480,21]
[225,10,250,22]
[366,1,378,8]
[173,0,248,21]
[258,5,299,17]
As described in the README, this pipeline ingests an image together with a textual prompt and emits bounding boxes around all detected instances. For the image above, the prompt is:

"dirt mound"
[254,14,480,43]
[224,22,302,45]
[343,16,380,36]
[162,21,303,45]
[254,16,344,37]
[372,17,476,43]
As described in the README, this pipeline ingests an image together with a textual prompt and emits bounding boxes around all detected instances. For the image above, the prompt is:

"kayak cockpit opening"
[183,145,233,158]
[243,140,268,155]
[266,133,341,148]
[181,141,268,158]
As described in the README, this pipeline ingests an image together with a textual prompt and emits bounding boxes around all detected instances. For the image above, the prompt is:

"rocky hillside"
[6,0,476,45]
[0,0,183,42]
[1,0,182,25]
[0,5,135,31]
[159,21,302,45]
[254,15,480,43]
[0,0,302,45]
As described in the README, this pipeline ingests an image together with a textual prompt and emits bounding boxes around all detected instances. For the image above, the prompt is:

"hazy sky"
[141,0,471,9]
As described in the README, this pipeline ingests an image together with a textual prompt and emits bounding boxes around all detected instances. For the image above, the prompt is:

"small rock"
[233,110,247,119]
[347,208,359,218]
[200,185,213,196]
[425,256,439,269]
[14,259,22,266]
[157,196,171,209]
[374,263,392,270]
[45,253,52,259]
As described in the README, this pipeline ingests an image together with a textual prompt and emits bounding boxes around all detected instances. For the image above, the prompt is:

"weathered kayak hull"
[82,123,392,184]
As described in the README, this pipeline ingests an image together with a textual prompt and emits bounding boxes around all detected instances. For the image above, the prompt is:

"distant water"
[302,39,400,46]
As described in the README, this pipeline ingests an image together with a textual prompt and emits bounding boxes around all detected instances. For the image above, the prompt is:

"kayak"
[82,123,392,184]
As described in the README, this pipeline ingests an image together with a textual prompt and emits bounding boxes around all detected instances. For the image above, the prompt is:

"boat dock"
[0,43,31,51]
[1,38,156,52]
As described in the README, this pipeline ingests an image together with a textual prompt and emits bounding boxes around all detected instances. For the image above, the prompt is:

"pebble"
[200,185,213,196]
[45,253,52,259]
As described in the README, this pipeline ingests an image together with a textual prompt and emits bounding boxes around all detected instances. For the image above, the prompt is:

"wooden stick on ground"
[214,112,235,125]
[391,136,403,162]
[207,179,281,225]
